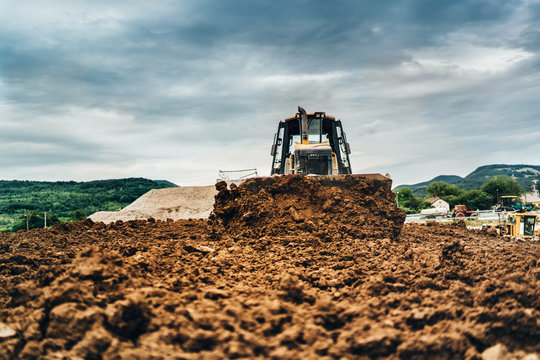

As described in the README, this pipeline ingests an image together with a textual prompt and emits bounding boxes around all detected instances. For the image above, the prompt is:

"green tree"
[456,190,492,210]
[424,181,463,208]
[395,187,430,214]
[427,181,460,197]
[441,195,460,209]
[69,208,87,221]
[0,178,174,232]
[480,175,523,202]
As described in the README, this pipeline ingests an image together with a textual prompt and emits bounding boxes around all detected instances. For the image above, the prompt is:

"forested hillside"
[0,178,175,231]
[395,175,463,196]
[457,164,540,190]
[395,164,540,196]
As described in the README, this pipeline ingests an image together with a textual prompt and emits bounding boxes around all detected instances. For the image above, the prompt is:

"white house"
[521,192,540,207]
[521,178,540,207]
[425,197,450,211]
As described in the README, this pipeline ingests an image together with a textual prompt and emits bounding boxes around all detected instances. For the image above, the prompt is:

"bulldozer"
[499,212,539,239]
[212,106,405,241]
[267,106,392,190]
[270,106,352,176]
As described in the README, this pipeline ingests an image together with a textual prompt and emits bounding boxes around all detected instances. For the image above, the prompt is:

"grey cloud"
[405,0,514,25]
[0,0,539,184]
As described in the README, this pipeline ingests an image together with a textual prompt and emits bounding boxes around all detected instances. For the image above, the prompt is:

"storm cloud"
[1,0,539,185]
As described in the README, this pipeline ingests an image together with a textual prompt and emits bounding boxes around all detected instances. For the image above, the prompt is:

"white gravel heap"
[89,185,217,224]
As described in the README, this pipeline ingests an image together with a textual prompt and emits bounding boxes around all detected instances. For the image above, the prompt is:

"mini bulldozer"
[499,212,539,239]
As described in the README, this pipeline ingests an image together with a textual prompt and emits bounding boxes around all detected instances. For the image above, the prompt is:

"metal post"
[44,212,47,228]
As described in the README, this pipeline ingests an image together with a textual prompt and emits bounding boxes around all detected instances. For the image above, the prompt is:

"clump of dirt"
[211,175,405,241]
[0,178,539,359]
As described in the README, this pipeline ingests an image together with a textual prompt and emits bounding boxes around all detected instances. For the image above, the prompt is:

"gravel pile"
[89,185,217,223]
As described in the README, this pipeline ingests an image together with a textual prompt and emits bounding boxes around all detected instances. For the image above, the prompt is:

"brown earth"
[0,175,538,359]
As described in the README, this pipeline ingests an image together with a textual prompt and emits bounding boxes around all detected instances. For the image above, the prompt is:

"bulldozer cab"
[270,109,352,175]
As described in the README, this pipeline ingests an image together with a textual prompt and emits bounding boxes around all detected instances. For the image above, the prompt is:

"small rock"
[204,288,229,300]
[289,207,303,222]
[183,245,215,254]
[482,344,509,360]
[197,245,215,253]
[0,322,16,338]
[215,181,228,191]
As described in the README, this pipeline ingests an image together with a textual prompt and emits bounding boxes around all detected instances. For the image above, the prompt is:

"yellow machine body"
[503,213,539,238]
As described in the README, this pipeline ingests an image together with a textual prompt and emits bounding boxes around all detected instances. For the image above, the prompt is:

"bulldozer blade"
[241,173,393,195]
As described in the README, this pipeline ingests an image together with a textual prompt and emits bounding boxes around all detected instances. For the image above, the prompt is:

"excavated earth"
[0,175,538,359]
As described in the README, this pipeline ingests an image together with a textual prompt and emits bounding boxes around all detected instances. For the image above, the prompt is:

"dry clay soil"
[0,175,539,359]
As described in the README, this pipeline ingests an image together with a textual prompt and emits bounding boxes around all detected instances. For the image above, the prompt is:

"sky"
[1,0,539,186]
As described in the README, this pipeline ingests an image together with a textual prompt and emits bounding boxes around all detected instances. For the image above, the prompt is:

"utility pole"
[44,211,47,228]
[26,213,29,231]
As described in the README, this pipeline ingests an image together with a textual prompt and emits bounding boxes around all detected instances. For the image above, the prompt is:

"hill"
[153,179,178,187]
[457,164,540,190]
[0,178,175,231]
[394,164,540,196]
[394,175,463,197]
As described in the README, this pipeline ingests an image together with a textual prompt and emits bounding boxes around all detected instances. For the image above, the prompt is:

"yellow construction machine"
[266,106,394,193]
[499,213,539,239]
[270,106,352,176]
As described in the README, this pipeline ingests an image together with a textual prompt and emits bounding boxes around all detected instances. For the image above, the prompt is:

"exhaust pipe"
[298,106,308,145]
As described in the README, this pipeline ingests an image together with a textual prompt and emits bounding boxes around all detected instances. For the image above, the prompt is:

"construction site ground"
[0,175,538,359]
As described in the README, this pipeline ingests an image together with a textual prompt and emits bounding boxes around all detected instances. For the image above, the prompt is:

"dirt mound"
[1,178,539,359]
[89,186,217,223]
[211,175,405,240]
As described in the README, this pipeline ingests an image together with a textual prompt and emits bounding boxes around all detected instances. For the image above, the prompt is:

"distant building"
[425,197,450,211]
[521,177,540,207]
[521,193,540,207]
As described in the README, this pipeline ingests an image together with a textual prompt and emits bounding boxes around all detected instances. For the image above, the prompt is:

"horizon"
[2,162,539,188]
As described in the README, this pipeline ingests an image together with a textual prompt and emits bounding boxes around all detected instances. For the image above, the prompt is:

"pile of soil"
[0,176,539,359]
[211,175,405,241]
